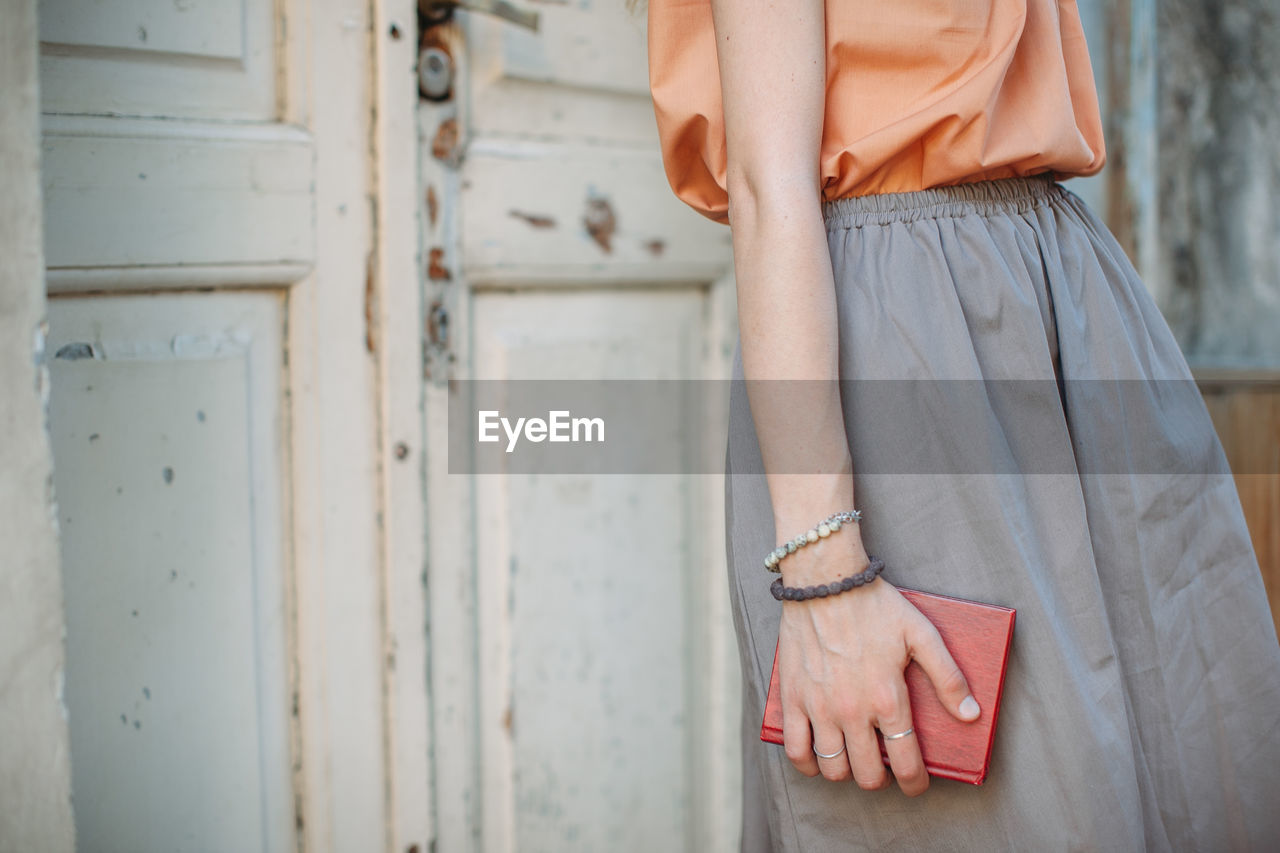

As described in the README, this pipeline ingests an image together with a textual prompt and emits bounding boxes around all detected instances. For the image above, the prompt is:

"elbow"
[724,166,823,226]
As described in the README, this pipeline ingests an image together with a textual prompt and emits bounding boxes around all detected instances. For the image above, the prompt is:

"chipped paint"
[422,295,455,380]
[50,333,251,363]
[508,209,557,229]
[425,299,449,350]
[427,247,451,281]
[582,196,616,253]
[431,118,459,165]
[426,184,439,227]
[171,330,252,358]
[54,342,96,361]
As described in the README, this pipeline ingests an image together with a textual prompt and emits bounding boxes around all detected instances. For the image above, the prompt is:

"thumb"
[908,617,981,722]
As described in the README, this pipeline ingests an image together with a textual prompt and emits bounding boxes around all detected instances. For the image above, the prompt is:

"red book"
[760,587,1015,785]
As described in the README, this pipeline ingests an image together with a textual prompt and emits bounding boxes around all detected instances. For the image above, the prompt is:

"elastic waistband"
[821,172,1064,229]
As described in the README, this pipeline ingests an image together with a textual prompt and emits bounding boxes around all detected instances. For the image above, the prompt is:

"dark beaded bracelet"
[770,555,885,602]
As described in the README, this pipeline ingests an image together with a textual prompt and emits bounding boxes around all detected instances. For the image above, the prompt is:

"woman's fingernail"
[959,695,980,719]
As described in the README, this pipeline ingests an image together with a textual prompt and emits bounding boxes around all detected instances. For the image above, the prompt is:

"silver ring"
[813,743,846,759]
[882,726,915,741]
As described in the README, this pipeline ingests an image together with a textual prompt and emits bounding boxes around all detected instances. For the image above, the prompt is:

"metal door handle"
[420,0,539,31]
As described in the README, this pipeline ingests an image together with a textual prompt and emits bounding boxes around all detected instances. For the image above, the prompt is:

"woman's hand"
[777,534,982,796]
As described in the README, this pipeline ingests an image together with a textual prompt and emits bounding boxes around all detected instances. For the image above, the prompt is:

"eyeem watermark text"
[478,410,605,453]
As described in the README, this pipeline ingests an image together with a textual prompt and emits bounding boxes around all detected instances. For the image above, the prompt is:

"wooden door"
[37,0,414,849]
[418,4,742,851]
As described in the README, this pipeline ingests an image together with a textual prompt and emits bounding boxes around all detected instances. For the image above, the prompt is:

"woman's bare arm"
[710,0,851,533]
[708,0,981,795]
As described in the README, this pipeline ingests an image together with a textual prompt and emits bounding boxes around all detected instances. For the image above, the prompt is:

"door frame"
[288,0,431,849]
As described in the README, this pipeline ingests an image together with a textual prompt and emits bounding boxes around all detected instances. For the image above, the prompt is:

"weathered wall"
[0,0,77,848]
[1157,0,1280,366]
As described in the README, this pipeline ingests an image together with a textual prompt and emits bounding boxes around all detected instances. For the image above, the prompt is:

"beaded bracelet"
[770,555,885,602]
[764,510,862,573]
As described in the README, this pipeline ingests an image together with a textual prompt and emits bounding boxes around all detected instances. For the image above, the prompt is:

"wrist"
[778,531,869,585]
[774,552,883,603]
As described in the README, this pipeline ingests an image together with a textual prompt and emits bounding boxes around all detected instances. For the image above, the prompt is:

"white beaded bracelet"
[764,510,863,573]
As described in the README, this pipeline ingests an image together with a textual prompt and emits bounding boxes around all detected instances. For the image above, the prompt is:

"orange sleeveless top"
[647,0,1107,225]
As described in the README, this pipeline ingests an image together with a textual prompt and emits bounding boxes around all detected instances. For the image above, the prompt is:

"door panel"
[47,292,293,852]
[42,116,314,289]
[472,289,703,851]
[39,0,276,120]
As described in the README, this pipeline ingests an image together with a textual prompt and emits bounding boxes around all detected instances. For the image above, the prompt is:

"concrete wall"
[0,0,77,848]
[1157,0,1280,366]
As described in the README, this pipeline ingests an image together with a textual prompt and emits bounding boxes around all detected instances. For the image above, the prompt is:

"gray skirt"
[724,174,1280,851]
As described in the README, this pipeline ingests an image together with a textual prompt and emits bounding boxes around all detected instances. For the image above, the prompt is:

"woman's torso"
[647,0,1106,225]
